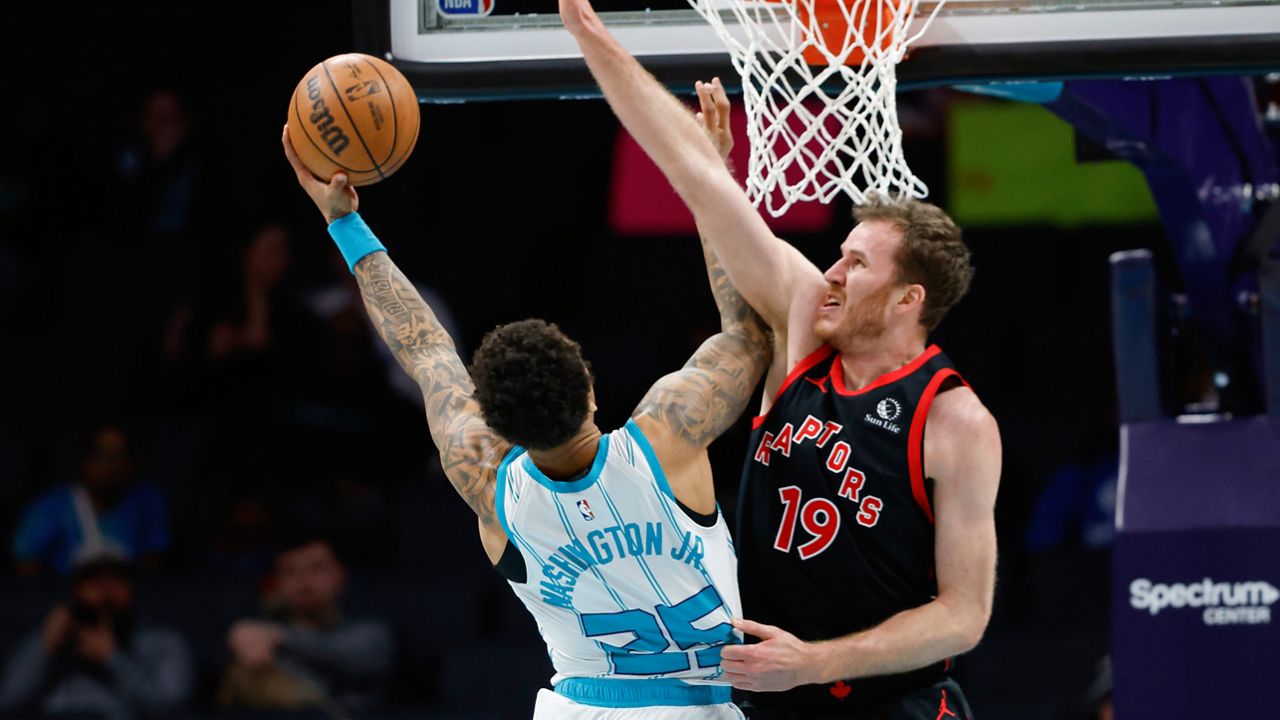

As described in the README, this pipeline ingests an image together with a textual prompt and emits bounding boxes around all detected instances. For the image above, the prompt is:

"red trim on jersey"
[829,345,942,396]
[907,366,967,524]
[752,345,836,429]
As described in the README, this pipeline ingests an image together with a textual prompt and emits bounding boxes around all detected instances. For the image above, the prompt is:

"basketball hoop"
[690,0,944,216]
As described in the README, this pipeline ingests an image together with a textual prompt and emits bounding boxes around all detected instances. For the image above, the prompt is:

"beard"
[815,282,894,347]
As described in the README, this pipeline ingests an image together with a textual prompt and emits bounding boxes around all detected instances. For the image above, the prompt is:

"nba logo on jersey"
[576,499,595,521]
[437,0,494,16]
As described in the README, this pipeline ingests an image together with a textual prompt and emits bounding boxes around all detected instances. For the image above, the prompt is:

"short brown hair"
[854,198,972,331]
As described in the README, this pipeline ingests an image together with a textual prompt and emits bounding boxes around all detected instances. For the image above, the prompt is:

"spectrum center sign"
[1130,577,1279,625]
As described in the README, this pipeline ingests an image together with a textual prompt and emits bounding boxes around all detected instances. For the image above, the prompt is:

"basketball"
[286,53,419,186]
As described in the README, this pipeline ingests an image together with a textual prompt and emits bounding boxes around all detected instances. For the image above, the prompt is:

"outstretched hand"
[559,0,604,36]
[695,77,733,163]
[282,125,358,225]
[720,618,821,692]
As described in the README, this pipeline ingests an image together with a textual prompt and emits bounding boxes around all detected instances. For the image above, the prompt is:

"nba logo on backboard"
[437,0,494,16]
[576,500,595,521]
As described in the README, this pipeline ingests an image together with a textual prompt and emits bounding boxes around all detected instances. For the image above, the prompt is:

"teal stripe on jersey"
[552,493,627,610]
[509,520,546,571]
[555,677,731,707]
[494,446,524,542]
[625,420,678,502]
[597,481,671,606]
[524,434,611,494]
[551,492,626,673]
[496,447,550,572]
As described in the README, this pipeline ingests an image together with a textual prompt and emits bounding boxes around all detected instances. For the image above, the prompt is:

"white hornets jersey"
[495,419,741,705]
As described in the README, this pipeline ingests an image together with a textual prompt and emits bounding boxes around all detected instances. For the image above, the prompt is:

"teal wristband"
[327,212,387,274]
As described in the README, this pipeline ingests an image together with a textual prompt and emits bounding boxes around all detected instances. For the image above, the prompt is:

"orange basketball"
[287,54,420,186]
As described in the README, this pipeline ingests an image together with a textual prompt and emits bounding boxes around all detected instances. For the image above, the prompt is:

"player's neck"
[835,329,927,392]
[528,425,603,481]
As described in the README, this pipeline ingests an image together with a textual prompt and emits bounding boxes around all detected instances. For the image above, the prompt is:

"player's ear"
[898,283,925,311]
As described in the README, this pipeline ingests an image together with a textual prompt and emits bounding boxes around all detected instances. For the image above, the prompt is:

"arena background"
[4,0,1253,717]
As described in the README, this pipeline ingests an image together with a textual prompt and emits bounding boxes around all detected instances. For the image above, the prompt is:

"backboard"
[363,0,1280,102]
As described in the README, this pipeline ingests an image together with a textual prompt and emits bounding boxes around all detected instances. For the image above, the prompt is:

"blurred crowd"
[0,87,442,576]
[0,84,1128,720]
[0,88,491,719]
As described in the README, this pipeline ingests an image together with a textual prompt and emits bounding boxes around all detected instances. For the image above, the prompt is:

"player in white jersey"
[281,89,769,717]
[499,418,742,717]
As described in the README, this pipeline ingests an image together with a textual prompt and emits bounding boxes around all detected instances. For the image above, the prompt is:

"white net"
[689,0,943,216]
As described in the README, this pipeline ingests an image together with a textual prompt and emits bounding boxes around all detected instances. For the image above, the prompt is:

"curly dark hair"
[854,198,973,331]
[470,319,593,450]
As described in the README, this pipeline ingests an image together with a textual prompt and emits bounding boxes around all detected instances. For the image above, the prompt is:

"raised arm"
[632,232,772,450]
[630,93,772,503]
[353,252,511,523]
[560,0,825,336]
[282,128,510,530]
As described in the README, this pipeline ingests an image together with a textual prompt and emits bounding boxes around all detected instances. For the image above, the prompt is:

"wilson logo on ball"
[288,53,419,187]
[305,76,351,156]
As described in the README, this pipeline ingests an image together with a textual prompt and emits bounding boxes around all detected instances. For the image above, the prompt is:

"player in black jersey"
[561,2,1003,717]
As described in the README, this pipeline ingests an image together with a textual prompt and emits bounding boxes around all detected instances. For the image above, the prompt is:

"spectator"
[220,535,393,713]
[0,551,193,718]
[207,222,295,362]
[116,89,201,240]
[205,493,279,578]
[12,425,169,577]
[160,222,319,473]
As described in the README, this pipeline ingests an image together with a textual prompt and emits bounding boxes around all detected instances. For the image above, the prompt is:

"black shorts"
[739,678,974,720]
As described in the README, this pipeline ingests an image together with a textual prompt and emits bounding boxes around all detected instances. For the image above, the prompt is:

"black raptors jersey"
[737,344,967,713]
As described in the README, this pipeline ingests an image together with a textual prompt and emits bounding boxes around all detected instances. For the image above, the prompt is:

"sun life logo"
[576,499,595,521]
[876,398,902,422]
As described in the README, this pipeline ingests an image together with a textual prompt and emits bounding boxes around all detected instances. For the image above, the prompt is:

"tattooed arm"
[631,236,772,448]
[282,128,510,539]
[630,90,771,509]
[353,253,511,525]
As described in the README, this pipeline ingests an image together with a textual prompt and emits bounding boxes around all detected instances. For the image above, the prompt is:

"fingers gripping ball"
[287,54,420,186]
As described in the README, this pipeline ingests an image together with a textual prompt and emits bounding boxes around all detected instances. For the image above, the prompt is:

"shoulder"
[21,486,73,516]
[627,415,695,484]
[924,386,1001,480]
[495,442,525,469]
[454,428,514,491]
[134,625,194,655]
[628,414,671,460]
[927,385,996,433]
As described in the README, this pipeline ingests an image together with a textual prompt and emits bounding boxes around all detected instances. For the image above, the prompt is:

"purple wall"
[1113,417,1280,717]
